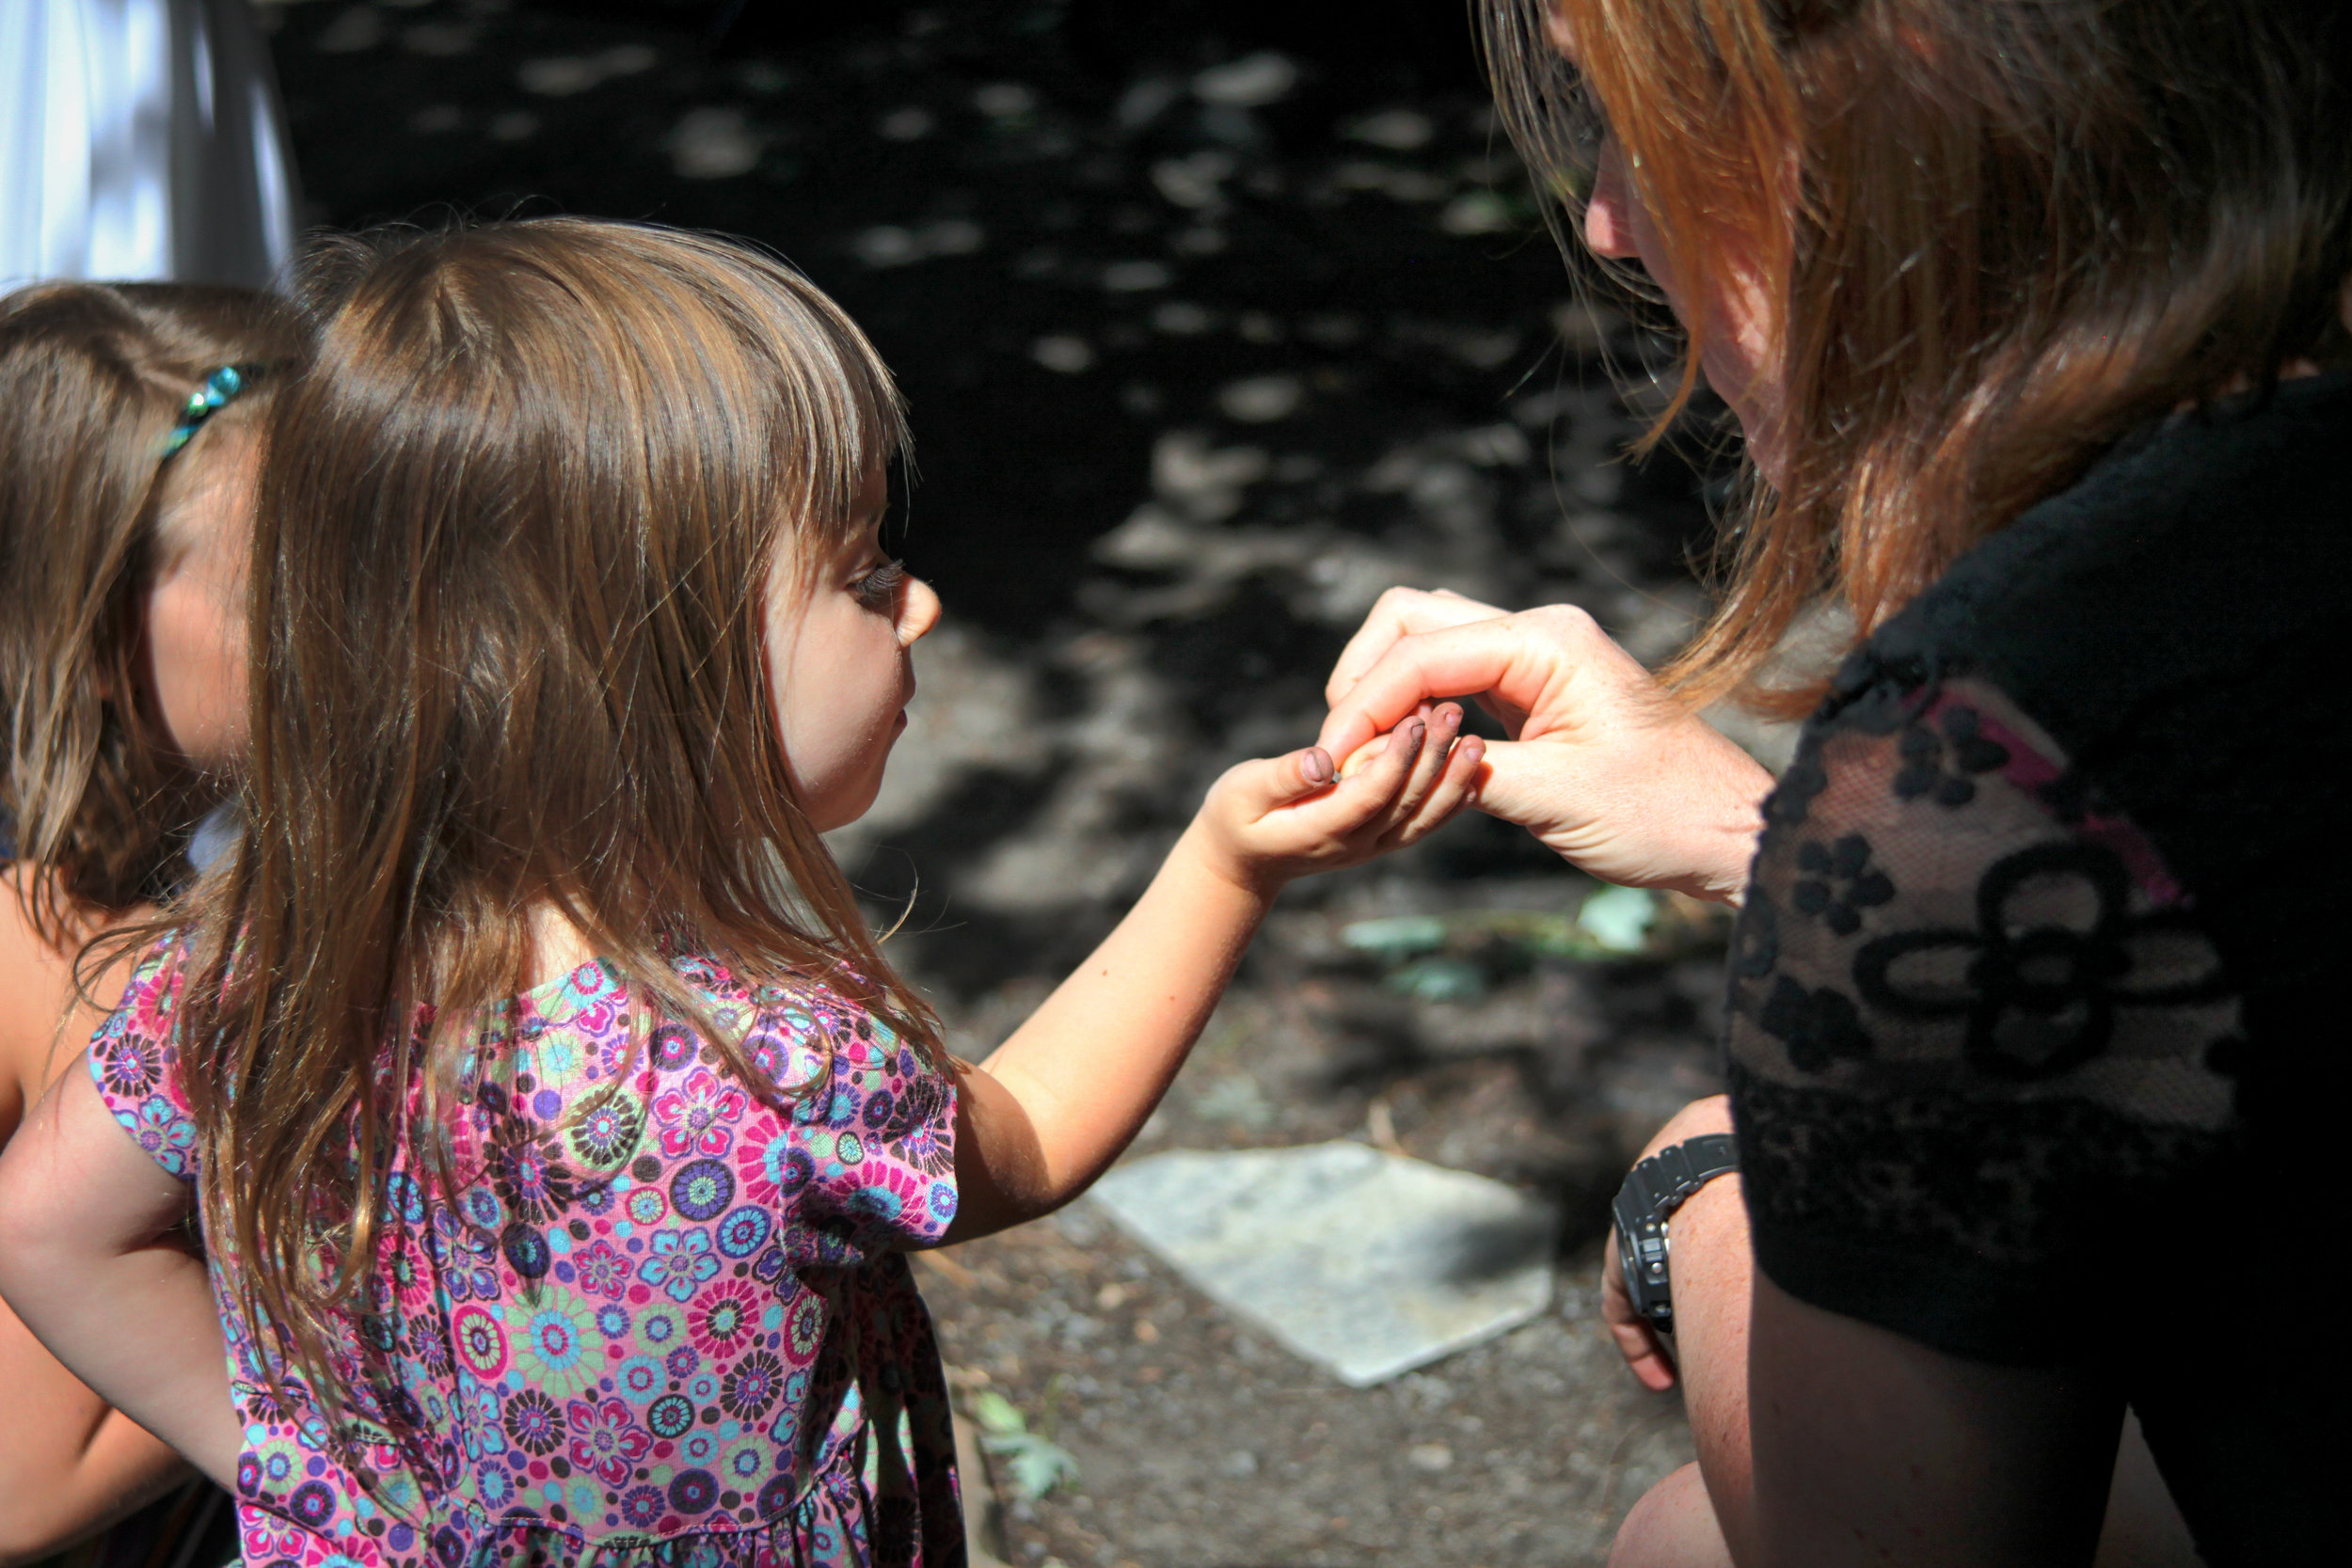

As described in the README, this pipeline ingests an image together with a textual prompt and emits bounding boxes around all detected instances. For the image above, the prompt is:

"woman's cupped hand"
[1317,588,1774,903]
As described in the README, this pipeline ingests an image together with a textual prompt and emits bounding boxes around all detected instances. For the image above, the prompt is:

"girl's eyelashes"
[850,558,906,610]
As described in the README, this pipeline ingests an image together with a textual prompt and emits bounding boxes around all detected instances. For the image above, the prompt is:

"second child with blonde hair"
[0,218,1482,1568]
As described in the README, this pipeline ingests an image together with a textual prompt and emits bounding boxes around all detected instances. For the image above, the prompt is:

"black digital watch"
[1611,1133,1740,1338]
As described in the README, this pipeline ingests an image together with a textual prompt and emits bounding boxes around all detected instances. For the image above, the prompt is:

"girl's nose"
[898,576,942,647]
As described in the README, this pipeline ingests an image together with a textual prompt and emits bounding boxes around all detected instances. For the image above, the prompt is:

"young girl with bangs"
[0,217,1481,1568]
[0,280,296,1561]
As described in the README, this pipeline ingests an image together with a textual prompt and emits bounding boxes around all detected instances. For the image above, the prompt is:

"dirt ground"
[262,3,1788,1561]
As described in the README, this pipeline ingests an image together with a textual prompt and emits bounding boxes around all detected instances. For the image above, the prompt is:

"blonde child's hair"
[163,218,942,1449]
[0,281,298,938]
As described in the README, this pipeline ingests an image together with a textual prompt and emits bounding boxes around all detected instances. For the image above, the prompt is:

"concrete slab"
[1087,1141,1558,1386]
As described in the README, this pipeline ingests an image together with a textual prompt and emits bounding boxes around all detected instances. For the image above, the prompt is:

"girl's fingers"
[1315,714,1426,832]
[1388,734,1484,846]
[1226,746,1339,818]
[1387,703,1462,825]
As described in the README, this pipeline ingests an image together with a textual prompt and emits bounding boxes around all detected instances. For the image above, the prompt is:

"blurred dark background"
[266,0,1709,632]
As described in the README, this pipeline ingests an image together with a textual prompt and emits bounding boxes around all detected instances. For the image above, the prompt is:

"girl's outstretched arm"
[941,705,1482,1243]
[0,1062,238,1492]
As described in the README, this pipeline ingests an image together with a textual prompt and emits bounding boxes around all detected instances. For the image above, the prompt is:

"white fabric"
[1,0,298,290]
[183,800,239,875]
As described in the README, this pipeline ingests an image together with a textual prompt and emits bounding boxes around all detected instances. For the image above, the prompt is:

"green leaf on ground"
[1341,915,1450,958]
[981,1430,1081,1498]
[1576,884,1657,954]
[970,1389,1027,1436]
[1385,956,1487,1002]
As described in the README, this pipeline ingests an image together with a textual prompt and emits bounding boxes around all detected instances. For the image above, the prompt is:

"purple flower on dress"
[713,1204,772,1259]
[97,1036,160,1101]
[720,1349,785,1420]
[501,1388,565,1455]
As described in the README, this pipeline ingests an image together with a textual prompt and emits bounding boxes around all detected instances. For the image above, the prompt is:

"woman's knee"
[1610,1462,1735,1568]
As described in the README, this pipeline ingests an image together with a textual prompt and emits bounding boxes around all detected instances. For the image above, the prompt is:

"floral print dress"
[88,942,964,1568]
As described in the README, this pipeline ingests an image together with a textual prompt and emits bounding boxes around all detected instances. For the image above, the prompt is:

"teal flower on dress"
[612,1354,664,1403]
[130,1095,195,1174]
[637,1227,720,1303]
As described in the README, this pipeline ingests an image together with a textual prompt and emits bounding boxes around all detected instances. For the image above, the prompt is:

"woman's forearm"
[943,825,1268,1240]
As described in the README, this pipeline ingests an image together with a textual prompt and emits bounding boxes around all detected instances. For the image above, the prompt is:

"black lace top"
[1726,370,2351,1565]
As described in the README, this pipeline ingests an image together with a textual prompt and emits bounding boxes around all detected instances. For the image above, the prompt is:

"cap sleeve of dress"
[715,990,959,1268]
[1726,673,2243,1365]
[86,936,200,1182]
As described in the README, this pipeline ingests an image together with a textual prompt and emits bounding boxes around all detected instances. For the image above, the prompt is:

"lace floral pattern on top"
[1728,675,2245,1352]
[87,942,964,1568]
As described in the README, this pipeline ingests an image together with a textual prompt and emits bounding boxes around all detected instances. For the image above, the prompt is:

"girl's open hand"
[1186,703,1483,895]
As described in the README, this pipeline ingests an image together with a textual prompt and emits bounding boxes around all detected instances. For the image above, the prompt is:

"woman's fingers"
[1318,609,1594,763]
[1323,587,1509,710]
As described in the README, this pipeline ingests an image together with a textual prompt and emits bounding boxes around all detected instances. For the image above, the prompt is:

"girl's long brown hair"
[1483,0,2352,710]
[169,219,941,1449]
[0,282,296,938]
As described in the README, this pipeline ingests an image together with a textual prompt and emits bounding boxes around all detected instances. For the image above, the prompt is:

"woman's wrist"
[1664,735,1772,905]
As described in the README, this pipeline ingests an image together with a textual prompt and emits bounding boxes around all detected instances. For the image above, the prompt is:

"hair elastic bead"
[157,363,261,460]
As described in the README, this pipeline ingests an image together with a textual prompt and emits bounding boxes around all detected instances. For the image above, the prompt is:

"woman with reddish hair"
[1323,2,2347,1562]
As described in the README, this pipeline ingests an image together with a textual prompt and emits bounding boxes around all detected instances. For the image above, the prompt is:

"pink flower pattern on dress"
[565,1397,655,1488]
[88,942,962,1568]
[651,1067,751,1159]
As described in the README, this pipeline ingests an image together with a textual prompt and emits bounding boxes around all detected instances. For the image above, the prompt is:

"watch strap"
[1628,1132,1739,1215]
[1612,1132,1740,1334]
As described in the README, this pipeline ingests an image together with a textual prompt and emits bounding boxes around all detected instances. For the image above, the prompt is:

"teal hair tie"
[158,363,261,460]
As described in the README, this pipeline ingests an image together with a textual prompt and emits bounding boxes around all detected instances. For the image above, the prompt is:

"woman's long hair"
[0,282,296,937]
[166,219,942,1453]
[1482,0,2352,709]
